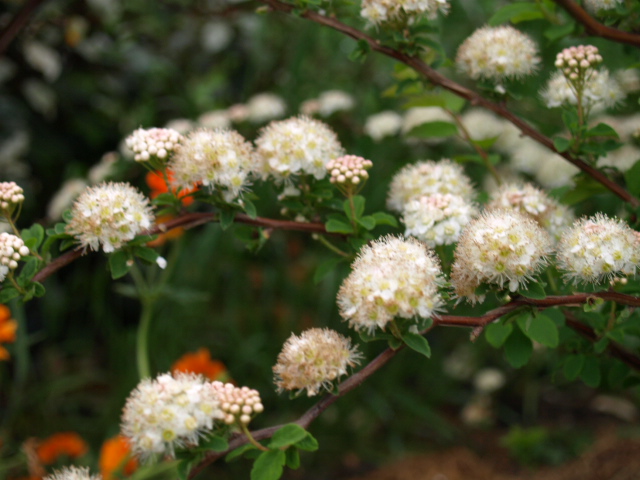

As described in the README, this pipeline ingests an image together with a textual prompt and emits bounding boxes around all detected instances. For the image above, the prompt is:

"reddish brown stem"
[0,0,49,55]
[258,0,640,208]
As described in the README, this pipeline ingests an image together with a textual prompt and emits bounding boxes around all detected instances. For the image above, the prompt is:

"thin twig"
[258,0,640,208]
[0,0,49,55]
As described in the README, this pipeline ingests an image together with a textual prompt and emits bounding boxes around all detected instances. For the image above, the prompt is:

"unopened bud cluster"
[211,381,264,425]
[326,155,373,190]
[126,128,183,163]
[555,45,602,81]
[273,328,361,397]
[0,182,24,214]
[0,233,30,282]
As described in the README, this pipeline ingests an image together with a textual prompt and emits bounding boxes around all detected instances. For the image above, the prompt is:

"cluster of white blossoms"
[245,93,287,124]
[326,155,373,188]
[121,372,224,460]
[337,236,444,333]
[451,210,552,303]
[255,116,344,181]
[456,25,540,83]
[168,128,256,202]
[66,182,154,253]
[0,233,30,282]
[541,69,624,111]
[301,90,355,117]
[210,381,264,425]
[364,111,403,141]
[44,467,101,480]
[402,193,478,247]
[584,0,623,11]
[273,328,362,397]
[487,183,574,241]
[125,128,183,163]
[0,181,24,215]
[556,214,640,284]
[387,159,475,213]
[360,0,450,26]
[507,137,579,189]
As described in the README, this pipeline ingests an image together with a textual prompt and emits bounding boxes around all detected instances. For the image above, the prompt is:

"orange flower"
[0,304,17,361]
[36,432,88,465]
[172,348,228,381]
[145,169,197,207]
[100,435,138,480]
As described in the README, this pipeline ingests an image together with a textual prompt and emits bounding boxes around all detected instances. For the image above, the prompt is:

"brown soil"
[349,425,640,480]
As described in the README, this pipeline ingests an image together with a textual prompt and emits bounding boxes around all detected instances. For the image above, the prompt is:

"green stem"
[315,234,349,257]
[347,193,359,235]
[389,320,402,340]
[240,422,269,451]
[129,264,154,379]
[607,301,617,331]
[11,299,29,384]
[545,269,558,294]
[7,274,25,295]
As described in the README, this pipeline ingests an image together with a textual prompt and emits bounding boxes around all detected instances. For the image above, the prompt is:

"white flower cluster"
[273,328,361,397]
[255,116,344,181]
[169,128,256,202]
[121,372,224,460]
[556,214,640,284]
[337,236,444,333]
[211,381,264,425]
[487,183,574,241]
[451,210,552,303]
[360,0,450,26]
[507,137,579,189]
[125,128,183,163]
[0,182,24,214]
[584,0,623,11]
[246,93,287,124]
[456,25,540,82]
[364,111,403,141]
[44,467,101,480]
[541,69,624,111]
[387,159,475,213]
[0,233,30,282]
[301,90,354,117]
[459,109,522,153]
[402,193,478,247]
[326,155,373,187]
[66,182,154,253]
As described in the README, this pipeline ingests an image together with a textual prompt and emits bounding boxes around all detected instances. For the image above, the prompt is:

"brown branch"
[32,212,328,283]
[0,0,49,56]
[258,0,640,208]
[187,291,640,478]
[553,0,640,47]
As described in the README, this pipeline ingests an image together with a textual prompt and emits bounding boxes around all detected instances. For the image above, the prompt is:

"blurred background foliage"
[1,0,640,478]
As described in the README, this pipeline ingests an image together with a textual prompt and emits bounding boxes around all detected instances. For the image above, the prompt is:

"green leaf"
[488,2,544,25]
[219,209,236,230]
[544,21,575,41]
[344,196,365,221]
[403,91,466,112]
[269,424,309,449]
[109,250,132,280]
[133,246,160,264]
[371,212,398,227]
[519,281,546,299]
[325,219,354,234]
[593,336,609,354]
[580,356,601,387]
[243,199,258,219]
[453,153,501,165]
[561,109,580,130]
[485,322,513,348]
[586,122,619,138]
[504,327,533,368]
[226,444,258,462]
[0,287,19,303]
[313,257,343,285]
[199,435,228,452]
[250,449,286,480]
[553,136,573,153]
[21,224,45,250]
[357,215,376,230]
[294,433,319,451]
[17,258,40,283]
[401,331,431,358]
[33,282,45,297]
[624,160,640,197]
[471,135,500,150]
[285,447,300,470]
[563,354,585,380]
[520,313,559,348]
[406,121,458,139]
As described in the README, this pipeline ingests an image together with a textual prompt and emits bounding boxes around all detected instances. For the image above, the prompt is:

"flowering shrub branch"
[259,0,640,208]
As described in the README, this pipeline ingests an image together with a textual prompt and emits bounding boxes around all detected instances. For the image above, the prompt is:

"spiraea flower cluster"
[456,25,540,83]
[0,182,24,217]
[0,233,30,282]
[364,111,403,141]
[210,381,264,425]
[169,128,256,202]
[44,467,101,480]
[555,45,603,81]
[487,183,574,241]
[584,0,624,12]
[360,0,450,26]
[246,93,287,124]
[556,214,640,284]
[402,193,478,247]
[337,236,444,333]
[451,210,552,303]
[66,182,154,253]
[121,372,224,460]
[255,116,344,182]
[326,155,373,192]
[125,128,183,164]
[301,90,355,117]
[273,328,361,397]
[541,69,624,111]
[387,159,475,213]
